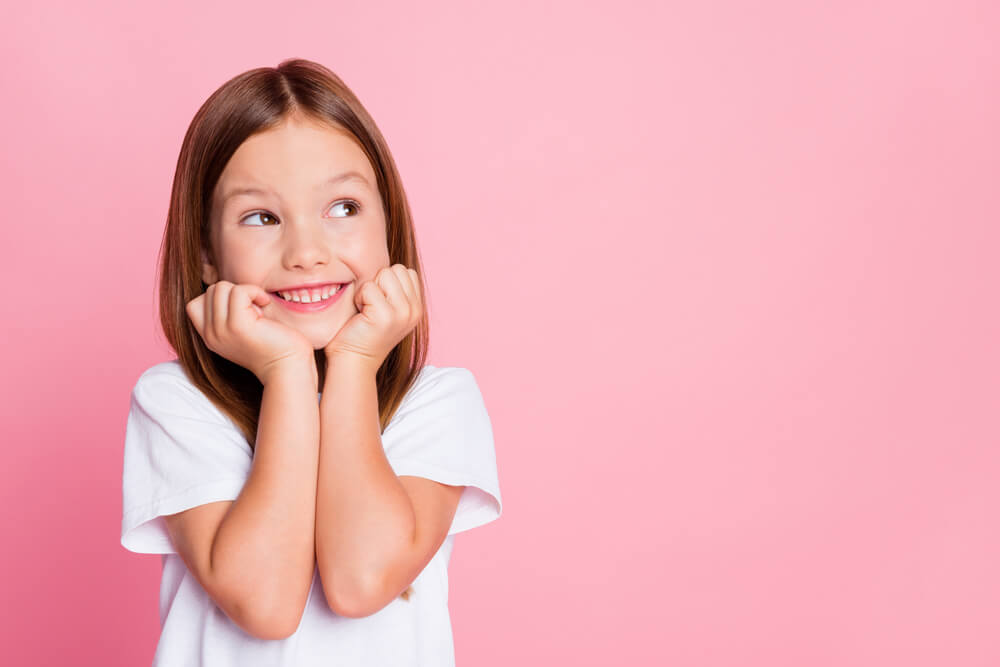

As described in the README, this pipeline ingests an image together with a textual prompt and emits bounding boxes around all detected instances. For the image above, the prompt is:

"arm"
[316,266,466,616]
[314,354,467,618]
[164,360,320,639]
[314,353,417,616]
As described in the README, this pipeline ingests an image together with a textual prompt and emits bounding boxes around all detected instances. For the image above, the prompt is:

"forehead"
[215,117,377,198]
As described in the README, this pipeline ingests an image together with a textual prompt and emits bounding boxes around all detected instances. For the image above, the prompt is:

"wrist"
[257,354,318,387]
[324,350,380,377]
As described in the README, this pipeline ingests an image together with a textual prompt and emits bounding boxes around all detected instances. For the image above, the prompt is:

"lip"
[270,283,349,313]
[270,281,346,292]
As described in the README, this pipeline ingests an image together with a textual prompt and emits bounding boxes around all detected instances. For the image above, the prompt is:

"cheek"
[341,232,390,276]
[360,218,390,260]
[223,243,269,282]
[365,234,391,266]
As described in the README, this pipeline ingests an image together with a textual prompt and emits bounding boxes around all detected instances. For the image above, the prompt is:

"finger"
[212,281,232,338]
[381,266,411,316]
[249,285,272,309]
[391,264,417,305]
[228,284,250,331]
[356,279,389,317]
[249,285,271,316]
[186,294,205,336]
[407,268,422,309]
[391,266,421,320]
[203,284,215,336]
[230,284,271,329]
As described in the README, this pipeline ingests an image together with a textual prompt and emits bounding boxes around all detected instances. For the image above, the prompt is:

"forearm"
[315,353,415,609]
[212,361,320,629]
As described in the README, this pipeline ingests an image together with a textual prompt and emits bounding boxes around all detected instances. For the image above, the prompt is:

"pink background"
[2,0,998,664]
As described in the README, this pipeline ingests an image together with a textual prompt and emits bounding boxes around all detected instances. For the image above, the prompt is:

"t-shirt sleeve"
[382,367,503,536]
[120,367,253,554]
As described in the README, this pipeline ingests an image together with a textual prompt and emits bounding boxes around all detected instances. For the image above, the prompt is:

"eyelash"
[238,199,361,226]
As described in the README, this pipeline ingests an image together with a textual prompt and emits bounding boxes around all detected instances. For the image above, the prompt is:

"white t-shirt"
[120,359,502,667]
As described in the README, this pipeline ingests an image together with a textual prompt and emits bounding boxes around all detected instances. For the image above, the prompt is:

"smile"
[270,283,348,312]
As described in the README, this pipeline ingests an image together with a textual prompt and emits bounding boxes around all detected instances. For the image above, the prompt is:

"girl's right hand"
[185,281,315,385]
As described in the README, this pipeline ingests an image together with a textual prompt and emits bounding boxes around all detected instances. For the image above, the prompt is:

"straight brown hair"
[157,58,429,452]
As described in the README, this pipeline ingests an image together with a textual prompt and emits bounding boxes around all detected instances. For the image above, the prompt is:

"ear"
[201,248,218,285]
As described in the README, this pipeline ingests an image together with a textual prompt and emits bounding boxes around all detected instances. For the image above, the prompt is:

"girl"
[120,58,502,666]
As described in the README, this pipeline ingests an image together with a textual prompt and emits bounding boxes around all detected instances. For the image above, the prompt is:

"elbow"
[208,553,315,641]
[217,581,308,641]
[263,604,307,640]
[240,619,293,642]
[237,601,306,640]
[325,595,380,620]
[321,569,385,619]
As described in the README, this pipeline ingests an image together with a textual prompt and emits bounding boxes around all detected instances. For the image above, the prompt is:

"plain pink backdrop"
[2,0,998,665]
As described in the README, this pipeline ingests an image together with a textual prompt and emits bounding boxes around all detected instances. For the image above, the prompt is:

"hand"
[324,264,423,371]
[186,281,316,384]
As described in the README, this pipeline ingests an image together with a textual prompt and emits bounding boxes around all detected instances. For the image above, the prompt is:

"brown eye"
[240,211,278,226]
[329,200,360,217]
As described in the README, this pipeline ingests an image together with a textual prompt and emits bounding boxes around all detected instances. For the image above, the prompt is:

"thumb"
[249,285,271,315]
[245,284,272,308]
[231,284,272,323]
[355,281,368,311]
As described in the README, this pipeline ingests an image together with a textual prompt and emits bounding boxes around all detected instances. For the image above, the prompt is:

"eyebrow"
[221,171,372,204]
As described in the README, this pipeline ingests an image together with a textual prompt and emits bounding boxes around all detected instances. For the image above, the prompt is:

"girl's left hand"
[324,264,423,371]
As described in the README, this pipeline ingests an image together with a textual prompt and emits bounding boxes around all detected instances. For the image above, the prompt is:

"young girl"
[120,58,502,666]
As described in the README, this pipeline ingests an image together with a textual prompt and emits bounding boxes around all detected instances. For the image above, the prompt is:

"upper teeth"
[279,284,342,303]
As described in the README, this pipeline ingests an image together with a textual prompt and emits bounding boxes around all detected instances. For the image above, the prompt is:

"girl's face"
[204,114,391,350]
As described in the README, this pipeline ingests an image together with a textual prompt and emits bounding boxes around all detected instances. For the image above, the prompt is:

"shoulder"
[133,358,190,384]
[131,359,197,398]
[386,365,489,431]
[403,365,483,405]
[129,359,230,426]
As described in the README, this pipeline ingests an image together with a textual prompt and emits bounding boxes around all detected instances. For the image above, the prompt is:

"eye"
[328,199,361,218]
[239,211,278,226]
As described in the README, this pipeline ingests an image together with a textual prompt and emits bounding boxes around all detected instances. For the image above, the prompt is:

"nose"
[281,218,330,270]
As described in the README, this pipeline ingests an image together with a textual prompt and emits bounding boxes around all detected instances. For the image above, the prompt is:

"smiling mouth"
[270,283,347,304]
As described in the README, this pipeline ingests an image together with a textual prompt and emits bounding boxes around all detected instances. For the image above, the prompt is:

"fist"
[324,264,423,370]
[186,281,315,384]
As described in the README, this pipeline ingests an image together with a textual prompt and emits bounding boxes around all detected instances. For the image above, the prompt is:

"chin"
[303,335,331,351]
[301,329,340,352]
